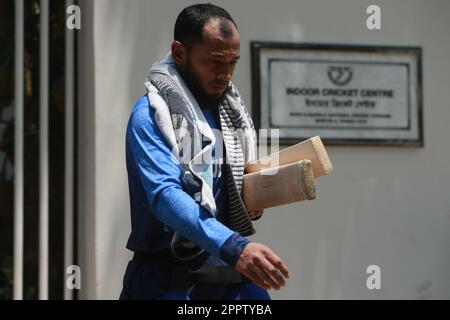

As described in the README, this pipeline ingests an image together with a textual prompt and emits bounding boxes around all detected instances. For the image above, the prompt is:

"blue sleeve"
[219,233,250,267]
[127,98,247,259]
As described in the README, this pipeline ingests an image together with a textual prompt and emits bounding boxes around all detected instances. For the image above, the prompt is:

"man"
[120,3,290,300]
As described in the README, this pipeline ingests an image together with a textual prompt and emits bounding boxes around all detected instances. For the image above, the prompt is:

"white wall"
[78,0,450,299]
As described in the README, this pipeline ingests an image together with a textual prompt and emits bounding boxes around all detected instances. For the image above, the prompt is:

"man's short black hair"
[174,3,237,48]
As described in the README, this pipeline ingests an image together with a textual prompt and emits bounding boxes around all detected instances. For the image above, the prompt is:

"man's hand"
[235,242,290,291]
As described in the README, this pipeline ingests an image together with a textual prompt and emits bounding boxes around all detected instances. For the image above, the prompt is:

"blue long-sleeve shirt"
[125,95,249,266]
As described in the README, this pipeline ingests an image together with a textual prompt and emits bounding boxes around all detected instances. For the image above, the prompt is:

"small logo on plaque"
[327,66,353,86]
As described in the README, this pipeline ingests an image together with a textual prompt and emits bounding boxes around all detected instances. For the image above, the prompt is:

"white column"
[39,0,49,300]
[64,0,75,300]
[13,0,24,301]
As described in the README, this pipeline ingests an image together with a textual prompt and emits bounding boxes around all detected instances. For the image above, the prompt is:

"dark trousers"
[119,259,270,300]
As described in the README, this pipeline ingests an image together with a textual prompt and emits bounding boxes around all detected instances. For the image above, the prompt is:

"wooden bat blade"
[245,136,333,179]
[243,160,316,211]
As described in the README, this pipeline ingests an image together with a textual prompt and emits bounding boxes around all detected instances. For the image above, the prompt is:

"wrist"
[219,232,251,267]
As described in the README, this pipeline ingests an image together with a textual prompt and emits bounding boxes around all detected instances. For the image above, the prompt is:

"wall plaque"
[251,42,423,146]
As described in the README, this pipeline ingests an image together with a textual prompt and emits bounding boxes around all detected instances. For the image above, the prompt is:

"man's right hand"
[235,242,290,291]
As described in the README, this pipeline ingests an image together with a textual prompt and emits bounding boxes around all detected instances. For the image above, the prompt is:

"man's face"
[175,19,240,105]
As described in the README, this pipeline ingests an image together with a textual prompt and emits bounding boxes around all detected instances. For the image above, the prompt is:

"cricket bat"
[244,136,333,179]
[242,160,316,211]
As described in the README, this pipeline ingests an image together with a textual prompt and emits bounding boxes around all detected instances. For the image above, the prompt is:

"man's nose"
[217,65,232,82]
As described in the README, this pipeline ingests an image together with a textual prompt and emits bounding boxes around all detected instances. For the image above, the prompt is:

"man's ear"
[171,41,188,65]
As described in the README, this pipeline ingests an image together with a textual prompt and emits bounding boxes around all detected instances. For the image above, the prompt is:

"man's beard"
[178,60,224,108]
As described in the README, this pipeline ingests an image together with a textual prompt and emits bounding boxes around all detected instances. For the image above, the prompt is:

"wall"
[77,0,450,299]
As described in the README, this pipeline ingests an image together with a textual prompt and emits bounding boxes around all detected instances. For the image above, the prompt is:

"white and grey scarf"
[144,53,257,261]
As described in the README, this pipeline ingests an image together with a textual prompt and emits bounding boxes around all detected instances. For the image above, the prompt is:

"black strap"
[132,251,250,293]
[133,250,177,268]
[189,266,250,284]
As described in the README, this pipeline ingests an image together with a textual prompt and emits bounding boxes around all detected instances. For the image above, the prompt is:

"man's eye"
[209,60,238,67]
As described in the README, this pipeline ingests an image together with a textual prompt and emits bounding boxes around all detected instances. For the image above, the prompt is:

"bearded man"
[120,3,290,300]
